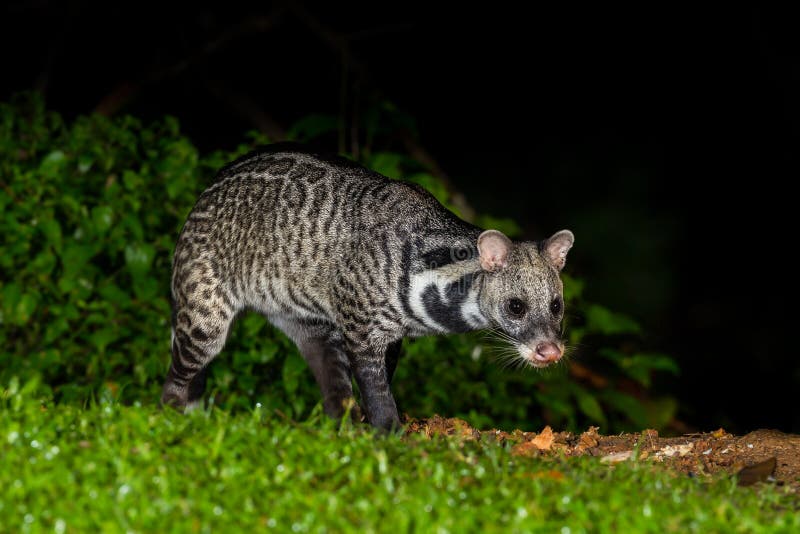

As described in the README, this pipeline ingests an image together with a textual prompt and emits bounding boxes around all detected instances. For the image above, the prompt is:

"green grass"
[1,386,797,533]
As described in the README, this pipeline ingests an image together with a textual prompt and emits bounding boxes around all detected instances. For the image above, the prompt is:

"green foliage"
[2,384,797,532]
[0,94,679,433]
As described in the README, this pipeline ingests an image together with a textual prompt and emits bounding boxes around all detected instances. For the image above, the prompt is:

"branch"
[94,11,284,117]
[399,132,476,221]
[287,2,479,222]
[204,79,287,140]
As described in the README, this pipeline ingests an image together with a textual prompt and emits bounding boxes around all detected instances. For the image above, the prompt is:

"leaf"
[122,214,145,241]
[259,344,279,364]
[287,114,339,141]
[633,353,680,375]
[576,427,600,450]
[42,150,66,163]
[712,428,728,438]
[122,170,142,191]
[17,293,39,324]
[405,172,450,207]
[91,205,114,234]
[39,217,63,251]
[60,243,96,269]
[78,154,94,174]
[560,273,584,302]
[602,351,680,387]
[89,327,120,353]
[531,426,554,450]
[736,457,777,486]
[0,190,10,211]
[368,152,404,179]
[585,304,641,335]
[166,176,186,200]
[473,215,523,238]
[1,283,22,324]
[98,283,132,308]
[29,250,57,276]
[39,150,66,176]
[44,317,70,344]
[132,277,159,300]
[244,130,271,146]
[601,390,649,429]
[626,354,680,386]
[58,244,98,294]
[124,243,156,278]
[512,426,555,457]
[574,389,607,426]
[643,397,677,430]
[281,352,307,396]
[511,441,540,457]
[240,314,269,337]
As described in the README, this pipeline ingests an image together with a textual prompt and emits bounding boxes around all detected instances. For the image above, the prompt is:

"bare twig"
[204,79,287,140]
[399,132,476,221]
[287,2,478,221]
[568,362,609,388]
[94,10,285,117]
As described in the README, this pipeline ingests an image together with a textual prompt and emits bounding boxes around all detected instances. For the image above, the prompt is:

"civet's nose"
[534,342,562,363]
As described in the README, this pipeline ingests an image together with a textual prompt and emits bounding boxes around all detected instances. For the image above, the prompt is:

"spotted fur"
[161,144,574,430]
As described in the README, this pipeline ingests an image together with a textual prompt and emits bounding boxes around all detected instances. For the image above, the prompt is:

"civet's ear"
[477,230,512,272]
[542,230,574,271]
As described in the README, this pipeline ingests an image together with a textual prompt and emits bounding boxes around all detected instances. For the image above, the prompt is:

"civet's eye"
[505,298,527,318]
[550,298,562,316]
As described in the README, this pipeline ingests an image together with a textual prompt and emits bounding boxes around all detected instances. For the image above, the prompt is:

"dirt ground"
[405,416,800,492]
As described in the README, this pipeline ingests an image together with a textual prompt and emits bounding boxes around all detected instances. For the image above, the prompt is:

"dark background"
[3,2,797,433]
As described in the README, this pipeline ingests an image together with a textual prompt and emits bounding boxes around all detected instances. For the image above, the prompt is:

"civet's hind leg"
[161,280,236,410]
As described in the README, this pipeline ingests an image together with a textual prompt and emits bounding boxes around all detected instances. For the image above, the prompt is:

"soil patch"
[405,416,800,491]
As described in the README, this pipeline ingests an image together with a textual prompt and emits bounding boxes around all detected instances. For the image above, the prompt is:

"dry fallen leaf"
[511,441,541,458]
[452,419,480,441]
[737,457,777,487]
[576,427,600,452]
[511,426,555,457]
[531,426,554,451]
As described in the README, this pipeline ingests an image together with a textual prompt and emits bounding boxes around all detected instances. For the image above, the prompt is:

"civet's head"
[476,229,574,368]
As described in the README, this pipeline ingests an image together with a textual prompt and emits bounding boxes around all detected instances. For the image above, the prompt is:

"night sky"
[3,3,798,432]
